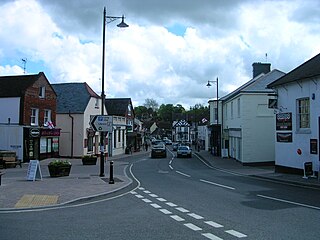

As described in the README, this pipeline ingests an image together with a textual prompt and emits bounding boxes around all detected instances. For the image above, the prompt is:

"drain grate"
[100,177,123,183]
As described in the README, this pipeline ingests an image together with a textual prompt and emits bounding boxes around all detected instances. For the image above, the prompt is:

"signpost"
[90,115,113,132]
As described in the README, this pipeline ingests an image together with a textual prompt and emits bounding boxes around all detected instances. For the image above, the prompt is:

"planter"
[48,161,72,177]
[82,156,97,165]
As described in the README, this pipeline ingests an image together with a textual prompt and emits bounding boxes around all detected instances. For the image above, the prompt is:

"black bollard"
[109,161,115,184]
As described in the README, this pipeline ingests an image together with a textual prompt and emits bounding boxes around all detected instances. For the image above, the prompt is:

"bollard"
[109,161,115,184]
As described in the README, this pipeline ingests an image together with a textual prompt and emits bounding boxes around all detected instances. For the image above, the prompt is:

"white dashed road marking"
[135,195,144,198]
[166,202,177,207]
[159,209,172,215]
[156,197,167,202]
[176,170,191,177]
[176,207,189,213]
[205,221,224,228]
[150,203,161,209]
[184,223,202,231]
[142,198,152,203]
[149,194,158,198]
[200,179,235,190]
[202,233,223,240]
[144,190,151,194]
[170,215,185,222]
[188,213,204,220]
[225,230,247,238]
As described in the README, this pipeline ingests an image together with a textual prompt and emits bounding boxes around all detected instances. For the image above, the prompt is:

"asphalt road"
[1,147,320,240]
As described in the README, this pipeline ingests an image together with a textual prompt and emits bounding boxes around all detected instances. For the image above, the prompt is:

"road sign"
[90,115,113,132]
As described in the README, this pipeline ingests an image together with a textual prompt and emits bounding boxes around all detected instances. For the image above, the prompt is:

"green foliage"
[48,160,71,166]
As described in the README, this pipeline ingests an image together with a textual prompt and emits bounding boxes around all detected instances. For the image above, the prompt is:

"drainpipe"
[68,111,74,158]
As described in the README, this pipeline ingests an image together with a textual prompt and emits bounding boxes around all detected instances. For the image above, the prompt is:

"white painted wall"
[274,77,320,171]
[0,125,23,160]
[0,98,20,124]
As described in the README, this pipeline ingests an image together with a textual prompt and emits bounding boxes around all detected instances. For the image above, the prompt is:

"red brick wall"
[22,74,57,126]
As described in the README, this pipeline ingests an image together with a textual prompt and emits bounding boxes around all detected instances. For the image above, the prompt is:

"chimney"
[252,62,271,78]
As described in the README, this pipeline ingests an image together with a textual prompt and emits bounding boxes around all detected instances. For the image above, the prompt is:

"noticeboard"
[26,160,42,181]
[303,162,313,179]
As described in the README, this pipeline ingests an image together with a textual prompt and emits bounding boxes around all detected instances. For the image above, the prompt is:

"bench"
[0,171,5,185]
[0,157,22,169]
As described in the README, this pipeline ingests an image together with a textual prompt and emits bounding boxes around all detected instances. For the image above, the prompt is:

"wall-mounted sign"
[41,128,61,136]
[310,139,318,154]
[276,132,292,142]
[276,113,292,130]
[29,128,40,137]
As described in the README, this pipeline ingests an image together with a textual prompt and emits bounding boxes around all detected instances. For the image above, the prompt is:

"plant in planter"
[48,160,72,177]
[82,155,98,165]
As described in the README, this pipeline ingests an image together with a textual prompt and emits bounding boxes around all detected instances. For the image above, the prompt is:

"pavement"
[1,148,320,210]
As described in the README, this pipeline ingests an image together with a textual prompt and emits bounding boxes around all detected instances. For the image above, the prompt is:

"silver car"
[177,146,192,158]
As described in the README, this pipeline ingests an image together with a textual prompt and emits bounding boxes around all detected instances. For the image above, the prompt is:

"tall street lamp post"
[206,77,219,156]
[100,7,128,177]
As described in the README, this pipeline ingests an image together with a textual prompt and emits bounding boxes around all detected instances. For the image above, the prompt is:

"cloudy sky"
[1,0,320,109]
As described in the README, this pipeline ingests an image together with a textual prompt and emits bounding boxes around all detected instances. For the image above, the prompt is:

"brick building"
[0,72,60,161]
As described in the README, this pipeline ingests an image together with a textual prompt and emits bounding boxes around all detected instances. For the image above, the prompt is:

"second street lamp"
[206,77,220,156]
[100,7,128,177]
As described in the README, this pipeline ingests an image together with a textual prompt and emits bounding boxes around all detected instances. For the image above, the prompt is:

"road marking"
[176,207,189,213]
[188,213,204,220]
[135,194,144,198]
[200,179,235,190]
[149,193,158,198]
[130,191,137,194]
[166,202,177,207]
[170,215,185,222]
[205,221,224,228]
[150,203,161,209]
[144,190,151,194]
[257,194,320,210]
[138,187,145,190]
[225,230,247,238]
[184,223,202,231]
[156,197,167,202]
[202,233,223,240]
[176,171,191,177]
[169,165,173,170]
[159,209,172,214]
[142,198,152,203]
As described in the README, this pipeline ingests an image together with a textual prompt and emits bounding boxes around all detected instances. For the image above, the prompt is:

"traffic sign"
[90,115,113,132]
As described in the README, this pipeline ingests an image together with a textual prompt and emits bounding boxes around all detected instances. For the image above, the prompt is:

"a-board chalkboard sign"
[26,160,42,181]
[303,161,313,179]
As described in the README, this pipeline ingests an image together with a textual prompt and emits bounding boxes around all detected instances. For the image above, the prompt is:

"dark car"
[172,143,179,151]
[177,145,192,158]
[151,144,167,158]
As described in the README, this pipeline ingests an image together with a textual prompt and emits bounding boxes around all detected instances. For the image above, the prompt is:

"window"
[44,109,51,123]
[39,86,45,98]
[95,98,99,109]
[31,108,39,126]
[231,102,234,119]
[128,104,132,116]
[297,98,310,129]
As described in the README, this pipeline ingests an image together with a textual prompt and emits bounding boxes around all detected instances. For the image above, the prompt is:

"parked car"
[177,145,192,158]
[164,139,172,145]
[151,144,167,158]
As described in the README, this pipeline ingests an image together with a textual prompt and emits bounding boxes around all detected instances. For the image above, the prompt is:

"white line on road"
[170,215,185,222]
[176,207,189,213]
[205,221,224,228]
[176,171,191,177]
[188,213,204,220]
[159,209,172,215]
[138,187,145,190]
[150,203,161,209]
[130,191,137,194]
[156,197,167,202]
[142,198,152,203]
[257,194,320,210]
[166,202,178,207]
[184,223,202,231]
[144,190,151,194]
[200,179,235,190]
[169,164,173,170]
[202,233,223,240]
[149,194,158,198]
[225,230,247,238]
[135,194,144,198]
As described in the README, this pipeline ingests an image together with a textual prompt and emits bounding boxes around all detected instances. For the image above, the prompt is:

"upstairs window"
[128,104,132,116]
[44,109,51,123]
[39,86,45,98]
[297,98,310,129]
[31,108,39,126]
[95,98,99,109]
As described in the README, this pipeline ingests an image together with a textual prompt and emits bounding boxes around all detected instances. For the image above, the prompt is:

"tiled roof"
[52,83,99,114]
[268,53,320,88]
[105,98,132,116]
[221,69,285,101]
[0,72,45,97]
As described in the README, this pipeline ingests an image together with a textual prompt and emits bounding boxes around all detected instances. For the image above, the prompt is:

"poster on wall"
[310,139,317,154]
[276,113,292,130]
[277,132,293,142]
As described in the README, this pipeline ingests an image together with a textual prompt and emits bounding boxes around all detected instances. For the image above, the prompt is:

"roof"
[0,72,47,97]
[267,53,320,88]
[105,98,132,116]
[174,120,190,127]
[221,69,285,101]
[51,83,99,114]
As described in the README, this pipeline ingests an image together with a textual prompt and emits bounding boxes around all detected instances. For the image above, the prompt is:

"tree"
[134,106,148,120]
[158,104,174,122]
[143,98,159,112]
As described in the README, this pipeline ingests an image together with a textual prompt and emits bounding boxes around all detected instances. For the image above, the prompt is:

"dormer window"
[39,86,45,98]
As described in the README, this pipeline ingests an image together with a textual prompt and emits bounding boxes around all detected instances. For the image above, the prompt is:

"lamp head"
[206,81,211,87]
[117,15,129,28]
